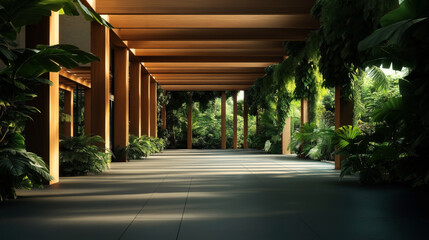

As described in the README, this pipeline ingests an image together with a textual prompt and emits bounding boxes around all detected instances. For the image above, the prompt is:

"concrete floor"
[1,149,428,240]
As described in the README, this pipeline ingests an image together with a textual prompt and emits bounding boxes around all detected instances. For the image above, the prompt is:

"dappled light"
[2,150,428,239]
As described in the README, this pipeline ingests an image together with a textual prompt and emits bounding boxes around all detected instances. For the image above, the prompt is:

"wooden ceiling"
[90,0,317,91]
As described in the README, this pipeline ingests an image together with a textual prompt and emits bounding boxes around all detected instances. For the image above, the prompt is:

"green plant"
[0,132,53,201]
[291,123,335,161]
[59,135,111,176]
[125,135,166,160]
[357,0,429,186]
[0,0,111,201]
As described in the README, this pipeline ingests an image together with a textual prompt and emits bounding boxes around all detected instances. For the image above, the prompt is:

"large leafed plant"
[0,0,111,201]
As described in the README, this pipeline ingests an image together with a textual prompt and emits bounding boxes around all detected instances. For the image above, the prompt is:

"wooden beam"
[157,80,255,85]
[25,12,60,184]
[116,28,311,41]
[140,56,283,63]
[128,40,284,49]
[134,48,286,57]
[109,14,318,29]
[129,62,142,137]
[243,91,248,149]
[95,0,316,15]
[162,85,252,91]
[221,91,227,149]
[144,62,277,68]
[301,98,309,125]
[161,90,166,130]
[141,72,151,136]
[146,67,266,74]
[113,48,129,162]
[90,21,110,150]
[187,94,192,149]
[64,89,74,137]
[150,82,157,138]
[59,69,91,88]
[282,117,291,154]
[334,86,354,170]
[233,91,238,149]
[84,89,91,135]
[59,83,73,92]
[154,73,262,80]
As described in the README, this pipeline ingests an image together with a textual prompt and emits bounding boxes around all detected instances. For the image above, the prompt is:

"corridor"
[1,150,428,240]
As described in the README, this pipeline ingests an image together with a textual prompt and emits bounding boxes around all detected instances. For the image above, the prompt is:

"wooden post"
[282,117,291,154]
[141,72,151,136]
[150,80,157,138]
[221,91,227,149]
[129,62,141,137]
[300,98,309,155]
[161,90,167,130]
[25,12,60,184]
[113,48,129,162]
[187,94,193,149]
[64,89,74,137]
[243,91,248,149]
[334,86,354,170]
[301,98,309,125]
[84,88,91,135]
[233,91,238,149]
[90,21,110,150]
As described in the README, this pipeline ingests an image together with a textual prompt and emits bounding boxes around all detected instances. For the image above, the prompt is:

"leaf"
[358,18,426,51]
[380,0,416,26]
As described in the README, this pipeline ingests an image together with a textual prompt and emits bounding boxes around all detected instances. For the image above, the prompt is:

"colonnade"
[24,14,350,185]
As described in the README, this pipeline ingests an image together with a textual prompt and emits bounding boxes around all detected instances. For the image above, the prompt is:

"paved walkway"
[1,149,428,240]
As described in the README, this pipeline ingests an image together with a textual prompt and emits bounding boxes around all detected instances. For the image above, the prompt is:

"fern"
[59,135,111,176]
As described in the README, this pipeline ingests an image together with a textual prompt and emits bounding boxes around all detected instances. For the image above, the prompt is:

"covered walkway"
[1,150,428,240]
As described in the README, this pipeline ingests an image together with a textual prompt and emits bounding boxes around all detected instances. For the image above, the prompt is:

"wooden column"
[221,91,227,149]
[113,48,129,162]
[129,62,141,137]
[282,117,291,154]
[243,91,248,149]
[300,98,309,155]
[25,12,60,184]
[233,91,238,149]
[161,90,167,130]
[150,80,157,138]
[334,86,354,170]
[84,88,91,135]
[141,72,151,136]
[187,94,193,149]
[64,89,74,137]
[301,98,309,125]
[90,22,110,150]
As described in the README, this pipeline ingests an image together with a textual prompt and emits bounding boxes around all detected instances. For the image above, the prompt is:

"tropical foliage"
[0,0,111,201]
[126,135,166,160]
[340,0,429,186]
[59,135,111,176]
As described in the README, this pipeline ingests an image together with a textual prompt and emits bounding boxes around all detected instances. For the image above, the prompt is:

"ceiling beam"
[59,69,91,88]
[161,85,252,91]
[146,67,266,74]
[128,40,284,49]
[140,56,283,63]
[115,28,311,41]
[133,48,286,57]
[95,0,316,15]
[153,73,262,79]
[157,80,255,85]
[144,62,278,68]
[109,14,318,29]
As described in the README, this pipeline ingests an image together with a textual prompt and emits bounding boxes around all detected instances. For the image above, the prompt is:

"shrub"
[59,135,111,176]
[126,135,166,160]
[291,123,335,161]
[0,132,53,201]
